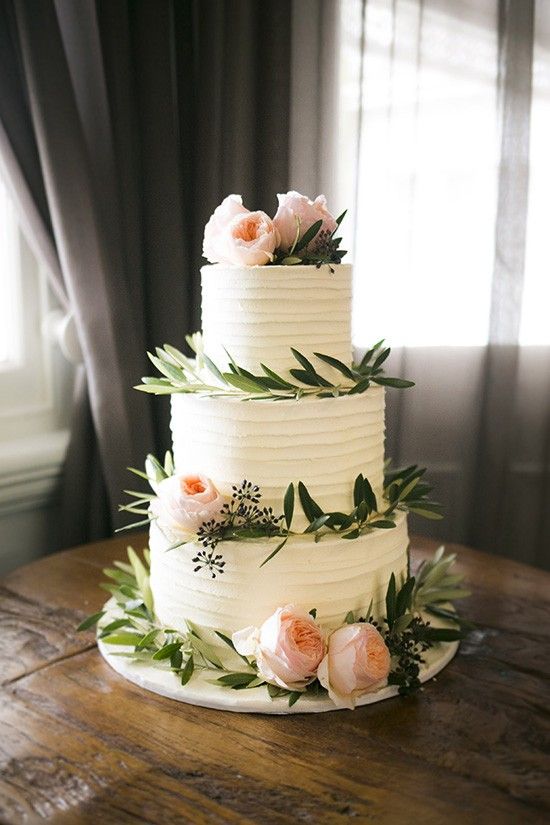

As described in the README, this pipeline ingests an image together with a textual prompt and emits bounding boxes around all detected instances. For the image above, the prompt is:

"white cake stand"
[98,601,459,715]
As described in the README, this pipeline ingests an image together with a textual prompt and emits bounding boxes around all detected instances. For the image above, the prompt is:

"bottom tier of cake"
[149,511,409,644]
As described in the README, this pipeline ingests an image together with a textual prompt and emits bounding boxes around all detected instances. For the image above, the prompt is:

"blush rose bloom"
[150,474,224,536]
[273,191,337,253]
[317,623,391,709]
[233,605,325,691]
[203,194,280,266]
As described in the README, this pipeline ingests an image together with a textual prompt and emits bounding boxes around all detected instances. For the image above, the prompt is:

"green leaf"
[215,631,251,665]
[202,353,225,383]
[189,634,224,668]
[127,466,151,481]
[77,611,105,632]
[289,369,325,387]
[334,209,347,231]
[303,514,331,534]
[136,629,159,649]
[170,649,183,669]
[288,691,303,707]
[372,347,391,371]
[216,672,258,688]
[260,536,288,568]
[223,372,267,394]
[309,608,317,619]
[281,255,303,265]
[260,364,296,389]
[163,343,193,367]
[152,642,182,661]
[180,655,195,685]
[407,507,444,520]
[395,577,415,618]
[134,383,178,394]
[348,377,371,395]
[313,352,354,379]
[291,348,316,373]
[358,339,384,369]
[147,352,187,385]
[283,483,295,529]
[99,618,133,637]
[127,547,154,615]
[145,453,169,483]
[373,376,415,389]
[386,573,397,630]
[267,683,290,699]
[102,632,145,646]
[362,476,377,513]
[341,528,360,539]
[164,451,174,476]
[371,519,396,529]
[294,219,323,252]
[298,482,324,521]
[353,474,364,507]
[344,610,355,624]
[426,606,475,631]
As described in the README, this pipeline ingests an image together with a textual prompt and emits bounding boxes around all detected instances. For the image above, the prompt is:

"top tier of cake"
[201,263,352,374]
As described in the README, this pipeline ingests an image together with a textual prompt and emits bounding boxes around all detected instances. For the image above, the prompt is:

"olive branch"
[134,336,414,400]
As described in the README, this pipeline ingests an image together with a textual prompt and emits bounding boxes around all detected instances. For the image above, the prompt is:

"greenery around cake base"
[78,546,471,703]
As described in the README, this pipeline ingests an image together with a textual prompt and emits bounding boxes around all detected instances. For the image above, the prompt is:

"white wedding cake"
[90,192,466,712]
[149,263,409,637]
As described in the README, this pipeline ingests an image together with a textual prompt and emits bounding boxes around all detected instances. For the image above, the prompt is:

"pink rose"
[273,191,337,253]
[203,195,279,266]
[151,474,224,535]
[233,605,325,691]
[317,623,390,709]
[203,194,248,264]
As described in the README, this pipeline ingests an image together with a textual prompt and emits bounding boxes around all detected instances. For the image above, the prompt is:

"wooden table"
[1,534,549,824]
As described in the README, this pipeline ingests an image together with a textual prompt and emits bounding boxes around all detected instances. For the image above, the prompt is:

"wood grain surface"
[1,533,549,824]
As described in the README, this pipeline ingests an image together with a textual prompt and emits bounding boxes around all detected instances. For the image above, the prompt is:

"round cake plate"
[97,601,459,715]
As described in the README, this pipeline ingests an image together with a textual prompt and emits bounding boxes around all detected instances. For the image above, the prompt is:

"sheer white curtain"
[317,0,550,567]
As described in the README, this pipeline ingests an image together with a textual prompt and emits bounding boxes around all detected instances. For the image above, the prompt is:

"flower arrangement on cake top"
[203,191,347,268]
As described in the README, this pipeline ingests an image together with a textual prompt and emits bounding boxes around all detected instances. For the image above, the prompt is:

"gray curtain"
[346,0,550,569]
[0,0,291,547]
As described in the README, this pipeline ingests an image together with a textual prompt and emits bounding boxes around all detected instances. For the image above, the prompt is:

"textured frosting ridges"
[171,388,385,528]
[201,263,352,374]
[149,512,409,641]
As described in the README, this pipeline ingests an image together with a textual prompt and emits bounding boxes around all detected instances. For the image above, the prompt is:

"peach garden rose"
[273,190,337,253]
[151,473,224,536]
[203,194,280,266]
[317,622,391,709]
[233,605,325,691]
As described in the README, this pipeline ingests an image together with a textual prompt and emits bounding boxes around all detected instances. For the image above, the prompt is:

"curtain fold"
[0,0,292,549]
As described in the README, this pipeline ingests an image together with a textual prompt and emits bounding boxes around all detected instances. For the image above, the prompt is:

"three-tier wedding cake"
[87,192,468,713]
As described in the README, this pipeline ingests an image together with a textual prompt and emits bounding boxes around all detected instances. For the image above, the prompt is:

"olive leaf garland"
[116,451,442,577]
[116,452,443,574]
[134,336,414,400]
[77,546,470,703]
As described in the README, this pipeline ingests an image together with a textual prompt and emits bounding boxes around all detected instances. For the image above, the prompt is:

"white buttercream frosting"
[149,512,409,644]
[150,260,410,641]
[201,263,352,375]
[170,388,385,529]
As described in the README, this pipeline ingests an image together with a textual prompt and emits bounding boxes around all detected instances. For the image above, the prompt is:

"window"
[336,0,550,347]
[0,172,71,443]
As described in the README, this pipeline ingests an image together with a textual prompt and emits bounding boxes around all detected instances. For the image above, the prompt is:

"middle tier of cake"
[171,387,386,529]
